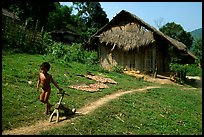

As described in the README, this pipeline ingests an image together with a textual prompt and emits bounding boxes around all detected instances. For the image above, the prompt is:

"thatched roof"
[98,22,155,51]
[49,29,80,36]
[90,10,196,59]
[2,8,20,20]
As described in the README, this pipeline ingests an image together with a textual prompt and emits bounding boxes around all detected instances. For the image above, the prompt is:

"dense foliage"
[46,3,74,31]
[159,22,193,50]
[191,38,202,67]
[159,22,200,82]
[159,22,194,64]
[2,0,56,29]
[2,18,46,54]
[2,1,109,41]
[43,32,98,66]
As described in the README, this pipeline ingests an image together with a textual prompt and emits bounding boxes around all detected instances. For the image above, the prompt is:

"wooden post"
[153,60,157,78]
[153,42,157,78]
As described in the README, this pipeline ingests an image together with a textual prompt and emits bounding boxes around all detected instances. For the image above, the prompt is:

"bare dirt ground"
[2,86,160,135]
[124,71,177,85]
[124,71,202,88]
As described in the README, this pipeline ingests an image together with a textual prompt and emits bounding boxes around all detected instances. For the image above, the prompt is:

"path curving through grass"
[2,86,160,135]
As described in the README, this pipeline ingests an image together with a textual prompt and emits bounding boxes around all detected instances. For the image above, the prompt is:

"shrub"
[185,64,202,76]
[84,50,98,66]
[43,32,55,53]
[170,63,187,84]
[112,65,124,73]
[49,42,67,58]
[47,42,98,66]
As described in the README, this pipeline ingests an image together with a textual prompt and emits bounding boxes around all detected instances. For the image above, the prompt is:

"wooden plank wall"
[99,43,158,73]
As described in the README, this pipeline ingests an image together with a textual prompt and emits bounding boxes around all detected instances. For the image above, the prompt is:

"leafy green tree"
[47,3,74,31]
[73,2,109,34]
[70,2,109,44]
[159,22,194,64]
[159,22,193,50]
[159,22,197,82]
[192,38,202,67]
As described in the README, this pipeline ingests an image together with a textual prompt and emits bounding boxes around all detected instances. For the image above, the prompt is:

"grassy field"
[2,51,202,135]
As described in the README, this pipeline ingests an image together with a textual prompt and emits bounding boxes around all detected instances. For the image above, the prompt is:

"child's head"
[40,62,50,73]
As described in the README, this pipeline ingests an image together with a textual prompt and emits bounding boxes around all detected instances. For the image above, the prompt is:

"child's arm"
[50,75,63,91]
[36,77,41,91]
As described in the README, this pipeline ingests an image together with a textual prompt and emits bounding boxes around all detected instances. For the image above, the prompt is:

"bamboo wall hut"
[89,10,197,75]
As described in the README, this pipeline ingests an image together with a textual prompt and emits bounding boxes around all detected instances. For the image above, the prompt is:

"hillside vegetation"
[190,28,202,39]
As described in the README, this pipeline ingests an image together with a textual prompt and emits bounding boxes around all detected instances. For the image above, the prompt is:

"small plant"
[112,65,124,73]
[47,42,99,66]
[170,63,187,84]
[185,64,202,76]
[49,42,68,58]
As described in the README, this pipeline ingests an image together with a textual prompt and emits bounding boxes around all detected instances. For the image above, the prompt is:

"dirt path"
[2,86,160,135]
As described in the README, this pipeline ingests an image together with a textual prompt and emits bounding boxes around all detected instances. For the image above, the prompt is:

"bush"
[43,32,55,53]
[185,64,202,76]
[47,42,98,66]
[49,42,67,58]
[170,63,187,84]
[84,50,98,66]
[112,65,124,73]
[170,63,202,84]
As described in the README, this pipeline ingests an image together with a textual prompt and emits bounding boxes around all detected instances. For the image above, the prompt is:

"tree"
[73,2,109,33]
[192,38,202,67]
[71,2,109,44]
[47,3,74,31]
[3,0,56,29]
[159,22,194,65]
[159,22,193,50]
[159,22,197,83]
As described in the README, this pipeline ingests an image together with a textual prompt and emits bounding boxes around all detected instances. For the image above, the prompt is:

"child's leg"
[40,90,45,103]
[44,89,52,114]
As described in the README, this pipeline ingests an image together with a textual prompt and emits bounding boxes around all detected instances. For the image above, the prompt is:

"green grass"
[40,87,202,135]
[2,51,202,135]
